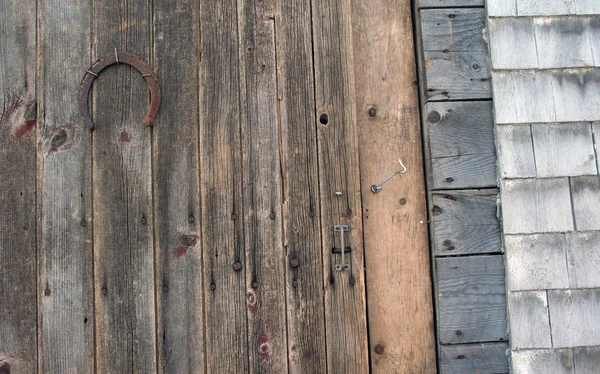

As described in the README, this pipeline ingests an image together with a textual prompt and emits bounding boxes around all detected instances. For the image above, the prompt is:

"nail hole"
[319,113,328,125]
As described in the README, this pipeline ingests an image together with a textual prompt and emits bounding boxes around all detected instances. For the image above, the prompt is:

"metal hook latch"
[334,225,349,271]
[371,159,407,193]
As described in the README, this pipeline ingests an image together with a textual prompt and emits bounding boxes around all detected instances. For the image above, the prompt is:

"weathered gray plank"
[548,289,600,347]
[427,101,495,158]
[419,0,484,7]
[354,1,436,372]
[590,18,600,67]
[421,9,487,52]
[566,231,600,288]
[420,8,491,100]
[424,51,491,100]
[437,255,507,344]
[488,17,538,69]
[532,123,596,177]
[486,0,517,16]
[496,125,537,179]
[92,2,156,372]
[570,176,600,231]
[440,342,509,374]
[550,69,600,122]
[492,71,555,124]
[505,234,569,291]
[576,0,600,14]
[199,0,248,371]
[535,17,594,68]
[153,1,204,373]
[431,153,497,189]
[512,349,574,374]
[508,291,552,349]
[274,0,326,371]
[38,0,95,372]
[501,178,573,234]
[431,190,502,256]
[311,0,370,370]
[574,346,600,374]
[237,0,288,372]
[517,0,576,16]
[0,1,37,372]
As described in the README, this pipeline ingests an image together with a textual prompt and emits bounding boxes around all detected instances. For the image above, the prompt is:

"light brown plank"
[0,1,37,372]
[311,0,369,372]
[37,0,95,372]
[92,2,156,372]
[353,1,436,372]
[199,0,249,371]
[237,0,288,372]
[274,0,327,371]
[153,1,204,373]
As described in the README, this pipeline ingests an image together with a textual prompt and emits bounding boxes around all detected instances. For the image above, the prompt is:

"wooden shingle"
[570,176,600,230]
[496,125,537,178]
[517,0,576,16]
[512,349,574,374]
[486,0,517,16]
[548,289,600,347]
[534,16,594,68]
[566,231,600,288]
[488,17,538,69]
[508,291,552,349]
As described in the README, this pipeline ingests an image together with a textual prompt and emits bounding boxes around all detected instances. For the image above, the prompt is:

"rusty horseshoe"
[79,49,160,130]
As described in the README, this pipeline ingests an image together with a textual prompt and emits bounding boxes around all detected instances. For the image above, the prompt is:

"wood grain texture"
[421,8,491,100]
[199,0,248,371]
[274,0,327,371]
[152,1,204,373]
[436,255,508,344]
[37,0,96,372]
[486,0,517,16]
[92,2,156,372]
[512,348,574,374]
[431,190,502,256]
[0,1,37,372]
[574,346,600,374]
[353,1,436,372]
[496,125,536,179]
[237,0,288,372]
[488,17,538,70]
[575,0,600,14]
[548,289,600,347]
[37,0,95,372]
[311,0,369,371]
[431,153,497,190]
[508,291,552,349]
[532,123,596,177]
[439,342,509,374]
[517,0,576,16]
[566,231,600,288]
[534,17,594,69]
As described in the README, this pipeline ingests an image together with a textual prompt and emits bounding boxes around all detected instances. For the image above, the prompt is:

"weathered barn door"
[0,0,435,373]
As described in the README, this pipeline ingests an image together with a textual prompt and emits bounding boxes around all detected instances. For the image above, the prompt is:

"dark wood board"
[440,342,509,374]
[352,0,436,372]
[436,255,508,344]
[92,2,156,372]
[274,0,327,371]
[311,0,370,371]
[237,0,288,372]
[37,0,95,372]
[431,190,502,256]
[0,1,37,372]
[199,0,249,372]
[153,1,205,373]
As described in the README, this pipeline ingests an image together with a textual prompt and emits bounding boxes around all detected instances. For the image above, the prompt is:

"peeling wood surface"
[353,0,436,372]
[0,1,37,373]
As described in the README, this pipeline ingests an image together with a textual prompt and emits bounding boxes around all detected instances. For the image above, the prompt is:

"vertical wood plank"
[274,0,327,371]
[92,2,156,372]
[237,0,288,372]
[0,1,37,372]
[153,1,204,373]
[37,0,95,372]
[311,0,370,372]
[199,0,249,371]
[352,1,436,372]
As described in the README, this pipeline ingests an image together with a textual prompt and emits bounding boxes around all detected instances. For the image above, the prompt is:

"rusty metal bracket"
[79,49,160,130]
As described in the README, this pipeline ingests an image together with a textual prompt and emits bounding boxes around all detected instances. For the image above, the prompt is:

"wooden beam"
[311,0,370,371]
[274,0,327,371]
[352,1,436,372]
[199,0,248,371]
[153,1,204,372]
[0,1,37,372]
[92,1,156,372]
[38,0,94,371]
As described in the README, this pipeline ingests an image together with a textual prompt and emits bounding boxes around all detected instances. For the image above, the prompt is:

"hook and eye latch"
[371,158,407,193]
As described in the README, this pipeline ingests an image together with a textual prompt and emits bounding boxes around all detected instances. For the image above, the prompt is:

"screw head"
[188,216,195,223]
[232,262,243,271]
[292,280,298,288]
[290,258,300,268]
[231,213,237,221]
[162,286,168,292]
[210,283,216,291]
[269,212,276,220]
[141,216,147,225]
[80,219,87,227]
[252,281,259,289]
[102,288,107,295]
[44,288,51,296]
[368,106,377,117]
[309,211,315,217]
[374,344,385,355]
